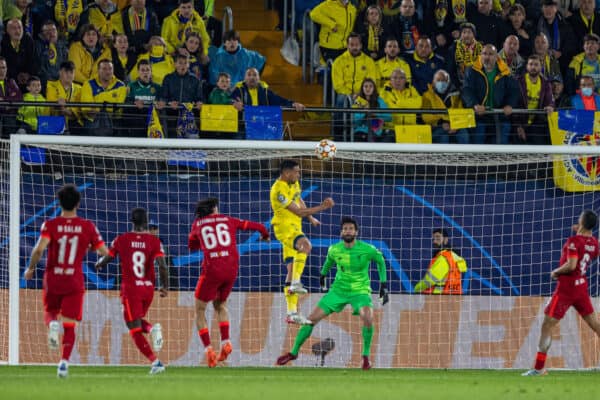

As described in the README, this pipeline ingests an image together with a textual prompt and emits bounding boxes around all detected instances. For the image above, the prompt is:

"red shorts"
[545,289,594,320]
[122,290,154,323]
[194,271,237,303]
[43,289,84,321]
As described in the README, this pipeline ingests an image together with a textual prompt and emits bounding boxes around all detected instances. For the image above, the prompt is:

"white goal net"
[3,135,600,369]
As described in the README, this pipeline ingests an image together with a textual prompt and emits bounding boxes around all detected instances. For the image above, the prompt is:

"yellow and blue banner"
[549,110,600,192]
[146,104,164,139]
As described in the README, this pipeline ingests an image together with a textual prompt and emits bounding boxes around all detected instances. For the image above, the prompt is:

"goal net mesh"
[3,138,600,368]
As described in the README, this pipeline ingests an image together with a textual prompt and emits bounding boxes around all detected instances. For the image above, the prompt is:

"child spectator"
[208,72,233,104]
[352,77,392,142]
[17,76,48,133]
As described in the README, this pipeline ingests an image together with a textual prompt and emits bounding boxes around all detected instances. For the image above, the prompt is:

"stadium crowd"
[0,0,597,142]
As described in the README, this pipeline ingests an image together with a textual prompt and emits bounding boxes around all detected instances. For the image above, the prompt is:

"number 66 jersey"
[188,214,269,303]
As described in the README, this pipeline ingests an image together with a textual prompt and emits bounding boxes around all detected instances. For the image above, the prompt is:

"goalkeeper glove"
[319,275,328,292]
[379,284,389,306]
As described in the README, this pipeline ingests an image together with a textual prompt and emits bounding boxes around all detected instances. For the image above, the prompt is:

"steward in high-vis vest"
[414,228,468,294]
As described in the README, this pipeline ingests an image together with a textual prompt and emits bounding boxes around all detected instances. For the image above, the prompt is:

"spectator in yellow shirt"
[80,58,127,136]
[380,68,422,127]
[46,61,83,134]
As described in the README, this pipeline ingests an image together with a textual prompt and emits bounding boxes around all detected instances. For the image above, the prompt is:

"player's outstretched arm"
[157,256,169,297]
[95,254,115,271]
[24,236,50,280]
[287,197,335,218]
[239,220,270,240]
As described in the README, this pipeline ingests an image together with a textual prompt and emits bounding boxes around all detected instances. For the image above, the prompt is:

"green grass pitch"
[0,366,597,400]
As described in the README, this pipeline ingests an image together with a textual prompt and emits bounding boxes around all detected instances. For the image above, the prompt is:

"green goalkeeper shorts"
[317,290,373,316]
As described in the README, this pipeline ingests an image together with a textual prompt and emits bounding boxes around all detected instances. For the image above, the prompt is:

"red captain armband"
[40,233,51,240]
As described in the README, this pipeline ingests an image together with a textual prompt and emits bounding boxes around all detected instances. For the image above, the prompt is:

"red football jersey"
[188,214,268,274]
[556,234,599,288]
[109,232,164,296]
[41,216,105,294]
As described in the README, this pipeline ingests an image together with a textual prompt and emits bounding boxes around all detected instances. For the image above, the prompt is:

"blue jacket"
[406,52,446,95]
[208,44,266,85]
[461,57,520,110]
[230,82,293,107]
[571,92,600,110]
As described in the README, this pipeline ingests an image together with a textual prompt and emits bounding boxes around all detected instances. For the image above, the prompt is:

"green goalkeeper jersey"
[321,240,387,295]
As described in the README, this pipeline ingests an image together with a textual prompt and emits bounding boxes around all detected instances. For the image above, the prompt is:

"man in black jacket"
[157,53,204,138]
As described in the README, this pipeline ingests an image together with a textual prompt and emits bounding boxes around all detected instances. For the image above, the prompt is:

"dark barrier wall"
[12,172,600,296]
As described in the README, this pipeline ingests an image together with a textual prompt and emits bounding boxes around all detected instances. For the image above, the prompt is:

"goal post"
[4,134,600,368]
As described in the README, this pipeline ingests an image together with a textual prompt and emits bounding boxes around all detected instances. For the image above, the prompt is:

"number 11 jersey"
[41,216,105,295]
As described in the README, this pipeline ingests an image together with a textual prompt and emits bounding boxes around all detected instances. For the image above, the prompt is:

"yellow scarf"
[128,7,147,31]
[48,43,58,66]
[455,40,482,73]
[451,0,466,23]
[367,25,381,53]
[581,9,595,33]
[525,73,541,124]
[55,0,83,36]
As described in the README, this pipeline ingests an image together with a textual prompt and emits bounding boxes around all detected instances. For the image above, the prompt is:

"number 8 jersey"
[188,214,269,276]
[109,232,164,296]
[557,234,599,291]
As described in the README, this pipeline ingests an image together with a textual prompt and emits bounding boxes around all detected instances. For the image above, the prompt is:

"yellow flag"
[200,105,238,132]
[394,125,432,143]
[448,108,476,130]
[147,105,164,139]
[548,111,600,192]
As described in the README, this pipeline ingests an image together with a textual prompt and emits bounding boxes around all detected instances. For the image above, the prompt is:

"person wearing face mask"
[130,36,175,85]
[422,69,469,144]
[414,228,468,295]
[571,75,600,110]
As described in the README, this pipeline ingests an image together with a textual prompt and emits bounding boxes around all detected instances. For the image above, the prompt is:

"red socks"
[198,328,211,348]
[130,327,156,362]
[219,322,230,342]
[534,352,547,370]
[61,322,76,361]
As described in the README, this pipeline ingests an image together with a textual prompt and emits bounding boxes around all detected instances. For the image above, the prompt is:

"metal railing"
[0,100,564,145]
[301,9,317,84]
[222,6,234,32]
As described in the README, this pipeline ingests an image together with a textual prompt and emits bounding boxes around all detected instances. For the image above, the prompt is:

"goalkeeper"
[276,217,389,370]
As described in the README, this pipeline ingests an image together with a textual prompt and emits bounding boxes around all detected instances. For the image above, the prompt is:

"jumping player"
[188,198,270,367]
